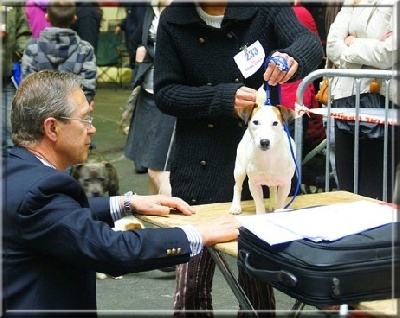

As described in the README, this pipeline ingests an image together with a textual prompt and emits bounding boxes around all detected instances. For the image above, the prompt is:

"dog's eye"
[272,121,278,126]
[252,120,259,125]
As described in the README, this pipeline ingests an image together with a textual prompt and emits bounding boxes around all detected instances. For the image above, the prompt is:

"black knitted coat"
[154,2,324,205]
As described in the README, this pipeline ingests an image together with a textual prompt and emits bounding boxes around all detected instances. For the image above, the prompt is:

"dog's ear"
[238,104,258,125]
[70,164,83,180]
[275,105,296,125]
[105,163,119,196]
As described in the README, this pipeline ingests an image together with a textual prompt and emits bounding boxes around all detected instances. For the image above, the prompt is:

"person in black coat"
[154,2,324,316]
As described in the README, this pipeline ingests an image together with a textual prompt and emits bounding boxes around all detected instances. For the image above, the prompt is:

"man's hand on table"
[195,215,240,246]
[130,194,195,216]
[129,195,240,245]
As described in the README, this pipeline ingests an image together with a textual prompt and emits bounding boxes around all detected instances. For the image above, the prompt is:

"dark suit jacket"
[2,146,191,313]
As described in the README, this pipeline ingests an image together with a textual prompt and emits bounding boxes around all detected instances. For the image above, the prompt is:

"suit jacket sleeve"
[17,170,191,276]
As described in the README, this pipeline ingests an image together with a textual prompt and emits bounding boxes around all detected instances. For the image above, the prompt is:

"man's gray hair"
[12,70,83,147]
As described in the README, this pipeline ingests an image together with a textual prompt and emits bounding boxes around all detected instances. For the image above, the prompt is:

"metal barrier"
[295,69,397,201]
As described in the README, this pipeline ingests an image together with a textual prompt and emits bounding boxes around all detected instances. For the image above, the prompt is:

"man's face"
[56,89,96,167]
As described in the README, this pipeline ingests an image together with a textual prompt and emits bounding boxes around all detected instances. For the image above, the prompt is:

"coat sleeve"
[18,172,191,276]
[15,7,32,57]
[79,42,97,102]
[21,41,39,79]
[326,2,354,67]
[340,5,395,70]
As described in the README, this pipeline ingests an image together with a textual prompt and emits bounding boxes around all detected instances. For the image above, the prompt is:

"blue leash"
[263,56,301,209]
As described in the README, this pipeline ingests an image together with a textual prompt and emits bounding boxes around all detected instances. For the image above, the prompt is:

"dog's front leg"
[268,185,278,211]
[249,180,266,214]
[276,184,291,210]
[229,171,246,215]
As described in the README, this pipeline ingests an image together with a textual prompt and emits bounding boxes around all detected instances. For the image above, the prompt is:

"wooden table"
[137,191,398,317]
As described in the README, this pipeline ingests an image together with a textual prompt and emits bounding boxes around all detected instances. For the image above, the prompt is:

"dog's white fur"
[229,86,296,215]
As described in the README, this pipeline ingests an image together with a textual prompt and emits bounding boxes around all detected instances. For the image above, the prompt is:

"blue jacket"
[2,146,191,313]
[21,27,97,102]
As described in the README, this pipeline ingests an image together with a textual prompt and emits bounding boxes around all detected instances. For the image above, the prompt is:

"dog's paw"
[229,204,242,215]
[113,276,123,280]
[96,272,108,280]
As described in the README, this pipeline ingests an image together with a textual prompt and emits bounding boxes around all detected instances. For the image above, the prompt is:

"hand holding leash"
[234,86,258,123]
[263,52,298,86]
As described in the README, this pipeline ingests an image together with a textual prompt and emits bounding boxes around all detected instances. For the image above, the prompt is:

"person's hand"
[115,25,122,35]
[234,86,257,122]
[135,46,147,63]
[195,215,240,246]
[263,52,298,86]
[130,194,195,216]
[381,30,392,41]
[344,35,356,46]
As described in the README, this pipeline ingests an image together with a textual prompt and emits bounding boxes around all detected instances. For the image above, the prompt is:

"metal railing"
[295,69,397,201]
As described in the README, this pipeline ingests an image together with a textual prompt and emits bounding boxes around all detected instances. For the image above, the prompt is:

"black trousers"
[334,127,399,202]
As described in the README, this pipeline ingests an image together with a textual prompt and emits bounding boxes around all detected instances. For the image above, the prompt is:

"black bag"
[333,93,397,139]
[238,223,400,306]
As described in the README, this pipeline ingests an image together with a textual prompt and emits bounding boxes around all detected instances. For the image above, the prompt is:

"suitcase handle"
[240,250,298,287]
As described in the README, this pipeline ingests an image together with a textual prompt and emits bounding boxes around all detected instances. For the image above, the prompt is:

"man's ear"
[43,118,59,141]
[45,13,50,23]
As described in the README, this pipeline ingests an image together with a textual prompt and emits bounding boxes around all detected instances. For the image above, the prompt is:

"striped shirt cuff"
[109,196,123,222]
[180,224,203,257]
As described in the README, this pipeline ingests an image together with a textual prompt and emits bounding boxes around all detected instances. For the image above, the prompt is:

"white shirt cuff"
[109,196,123,222]
[180,224,203,257]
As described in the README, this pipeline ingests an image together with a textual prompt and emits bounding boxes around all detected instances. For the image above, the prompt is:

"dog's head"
[71,155,119,197]
[247,104,295,151]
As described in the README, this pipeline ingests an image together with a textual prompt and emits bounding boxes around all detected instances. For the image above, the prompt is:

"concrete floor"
[92,87,323,317]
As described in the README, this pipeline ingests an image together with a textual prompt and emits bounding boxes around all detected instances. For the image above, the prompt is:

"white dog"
[230,87,296,215]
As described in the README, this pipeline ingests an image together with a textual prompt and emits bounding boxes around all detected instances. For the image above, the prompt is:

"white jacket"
[326,0,397,102]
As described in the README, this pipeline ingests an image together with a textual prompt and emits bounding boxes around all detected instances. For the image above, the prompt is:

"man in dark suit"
[2,70,239,315]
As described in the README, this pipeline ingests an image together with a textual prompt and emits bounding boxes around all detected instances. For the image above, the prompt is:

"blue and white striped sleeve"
[180,224,203,257]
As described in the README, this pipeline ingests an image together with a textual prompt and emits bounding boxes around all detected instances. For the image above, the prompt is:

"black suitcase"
[238,222,400,306]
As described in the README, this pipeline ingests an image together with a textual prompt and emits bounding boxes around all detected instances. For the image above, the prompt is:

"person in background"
[21,1,97,110]
[124,0,174,194]
[2,69,240,314]
[326,0,399,201]
[1,4,32,158]
[70,2,103,54]
[24,0,51,38]
[281,0,325,156]
[115,2,147,68]
[154,1,324,316]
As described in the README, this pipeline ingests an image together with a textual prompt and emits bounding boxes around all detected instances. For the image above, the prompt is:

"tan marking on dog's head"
[239,104,258,125]
[272,105,296,125]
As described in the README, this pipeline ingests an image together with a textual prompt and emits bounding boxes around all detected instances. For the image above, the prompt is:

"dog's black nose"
[260,139,270,150]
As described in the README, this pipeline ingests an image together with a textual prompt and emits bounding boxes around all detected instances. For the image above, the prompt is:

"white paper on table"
[236,214,303,245]
[236,200,396,245]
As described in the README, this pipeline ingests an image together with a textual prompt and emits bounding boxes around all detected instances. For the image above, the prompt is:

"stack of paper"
[236,200,397,246]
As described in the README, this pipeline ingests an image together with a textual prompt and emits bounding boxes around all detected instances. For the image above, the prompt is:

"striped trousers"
[173,248,275,317]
